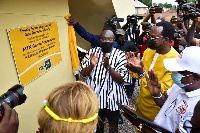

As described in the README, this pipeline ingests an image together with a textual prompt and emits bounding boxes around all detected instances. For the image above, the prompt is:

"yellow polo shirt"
[130,47,179,121]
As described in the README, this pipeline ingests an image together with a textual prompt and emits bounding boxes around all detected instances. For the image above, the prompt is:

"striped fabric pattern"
[80,47,132,111]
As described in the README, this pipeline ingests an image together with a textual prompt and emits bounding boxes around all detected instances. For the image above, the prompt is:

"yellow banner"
[7,21,62,85]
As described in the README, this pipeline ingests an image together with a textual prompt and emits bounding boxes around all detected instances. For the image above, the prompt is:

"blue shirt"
[74,23,118,48]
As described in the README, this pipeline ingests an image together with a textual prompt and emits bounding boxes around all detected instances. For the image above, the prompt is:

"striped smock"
[80,47,132,111]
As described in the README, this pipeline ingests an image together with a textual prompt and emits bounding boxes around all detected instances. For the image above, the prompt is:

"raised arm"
[125,52,144,75]
[81,53,98,76]
[143,7,156,24]
[145,69,168,107]
[66,16,100,47]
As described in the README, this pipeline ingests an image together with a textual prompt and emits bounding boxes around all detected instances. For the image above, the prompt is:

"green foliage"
[187,0,195,3]
[164,2,172,8]
[153,3,157,6]
[138,0,152,7]
[157,2,172,8]
[158,3,163,7]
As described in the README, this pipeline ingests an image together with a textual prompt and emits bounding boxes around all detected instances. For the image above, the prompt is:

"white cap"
[164,46,200,74]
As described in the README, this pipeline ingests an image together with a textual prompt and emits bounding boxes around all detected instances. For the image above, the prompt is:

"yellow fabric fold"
[65,14,80,75]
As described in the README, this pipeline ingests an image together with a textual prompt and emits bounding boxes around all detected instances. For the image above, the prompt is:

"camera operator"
[185,9,200,47]
[170,14,188,33]
[66,16,118,48]
[0,84,26,133]
[122,15,142,44]
[143,6,156,24]
[122,15,132,41]
[175,0,192,30]
[173,33,188,53]
[0,102,19,133]
[136,6,157,57]
[170,15,188,53]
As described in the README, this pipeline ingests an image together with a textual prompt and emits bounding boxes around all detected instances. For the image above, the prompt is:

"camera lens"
[0,84,26,121]
[174,33,179,39]
[189,12,199,19]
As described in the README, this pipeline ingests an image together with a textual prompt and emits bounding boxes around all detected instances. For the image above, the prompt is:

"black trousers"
[96,108,119,133]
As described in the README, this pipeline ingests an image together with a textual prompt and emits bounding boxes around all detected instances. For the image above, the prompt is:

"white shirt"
[154,84,200,133]
[80,47,132,111]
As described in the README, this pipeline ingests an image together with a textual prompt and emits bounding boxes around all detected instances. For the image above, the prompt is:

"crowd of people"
[1,4,200,133]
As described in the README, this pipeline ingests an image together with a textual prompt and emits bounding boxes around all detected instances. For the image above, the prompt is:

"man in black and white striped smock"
[80,29,133,133]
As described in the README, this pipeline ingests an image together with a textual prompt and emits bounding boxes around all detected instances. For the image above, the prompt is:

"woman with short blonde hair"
[38,81,99,133]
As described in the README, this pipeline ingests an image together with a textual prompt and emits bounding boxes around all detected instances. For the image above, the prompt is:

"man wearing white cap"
[145,46,200,132]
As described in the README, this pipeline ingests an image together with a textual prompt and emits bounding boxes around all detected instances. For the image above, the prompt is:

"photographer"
[136,22,151,57]
[0,102,19,133]
[0,84,26,133]
[170,14,187,33]
[185,11,200,47]
[173,34,188,53]
[143,6,156,24]
[136,6,157,57]
[170,15,188,53]
[122,15,142,43]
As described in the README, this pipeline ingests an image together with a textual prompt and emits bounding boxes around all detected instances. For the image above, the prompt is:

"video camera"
[175,0,186,13]
[126,14,143,44]
[105,15,124,32]
[174,29,186,39]
[183,9,200,20]
[141,22,152,34]
[0,84,26,121]
[182,2,199,20]
[182,2,195,11]
[129,14,143,26]
[177,0,200,20]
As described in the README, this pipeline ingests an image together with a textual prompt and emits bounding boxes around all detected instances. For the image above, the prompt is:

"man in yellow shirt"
[125,21,179,121]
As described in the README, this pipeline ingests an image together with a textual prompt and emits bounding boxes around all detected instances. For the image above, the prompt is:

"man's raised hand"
[145,69,162,97]
[125,52,144,74]
[90,53,98,66]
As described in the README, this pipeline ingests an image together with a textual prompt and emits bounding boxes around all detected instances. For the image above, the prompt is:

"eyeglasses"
[100,37,114,42]
[183,120,200,133]
[145,35,163,40]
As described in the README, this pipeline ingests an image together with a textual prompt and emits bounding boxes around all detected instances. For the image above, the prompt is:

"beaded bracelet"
[138,70,147,78]
[152,92,162,99]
